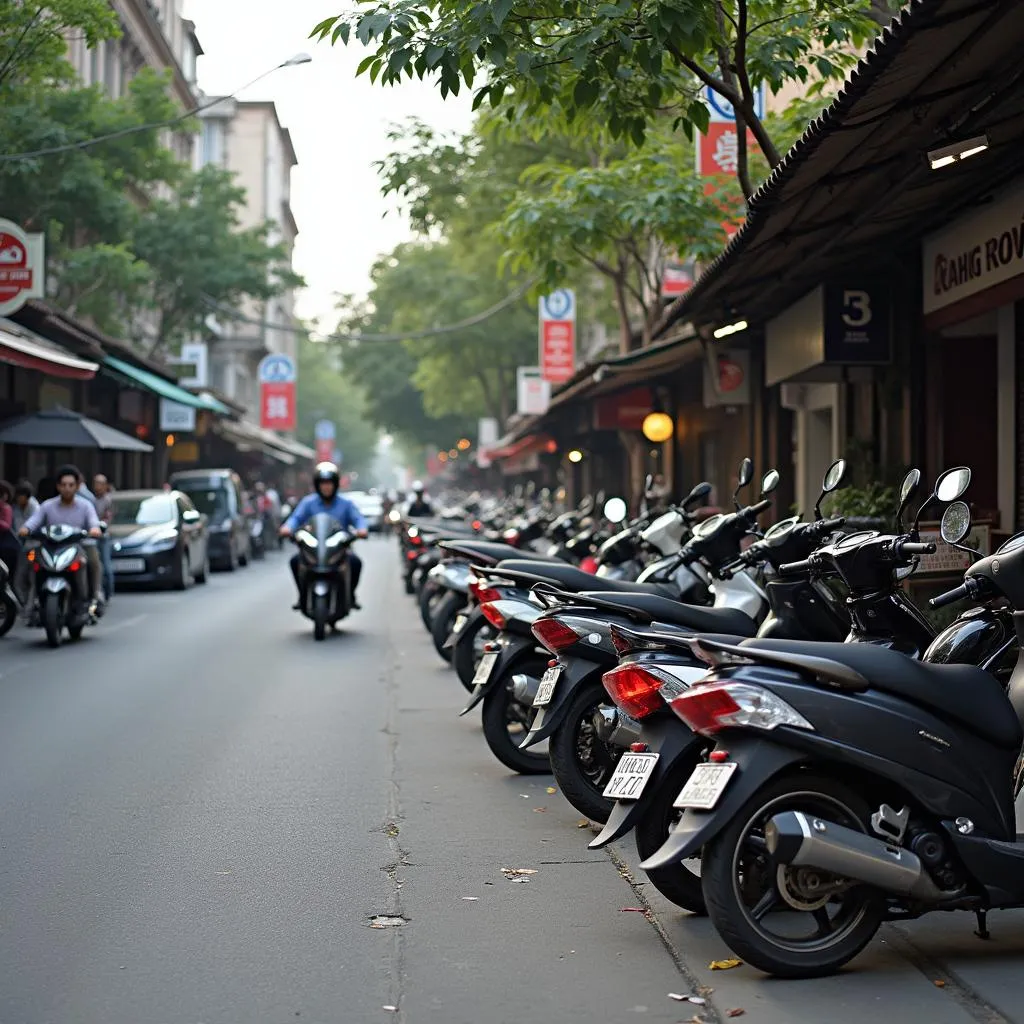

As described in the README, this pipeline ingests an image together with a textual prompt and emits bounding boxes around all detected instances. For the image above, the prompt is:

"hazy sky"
[185,0,472,327]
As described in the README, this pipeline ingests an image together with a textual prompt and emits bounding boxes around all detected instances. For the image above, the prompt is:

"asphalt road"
[2,539,1024,1024]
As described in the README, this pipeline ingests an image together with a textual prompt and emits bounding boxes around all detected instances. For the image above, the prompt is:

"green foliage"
[825,482,898,523]
[295,334,378,476]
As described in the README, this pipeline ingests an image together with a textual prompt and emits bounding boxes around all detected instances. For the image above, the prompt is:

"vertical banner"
[0,217,45,316]
[314,419,336,463]
[516,366,551,415]
[258,353,297,431]
[539,289,576,384]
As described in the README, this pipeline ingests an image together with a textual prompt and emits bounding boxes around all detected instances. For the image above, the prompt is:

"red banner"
[315,438,334,463]
[697,122,755,240]
[540,320,575,383]
[260,381,296,431]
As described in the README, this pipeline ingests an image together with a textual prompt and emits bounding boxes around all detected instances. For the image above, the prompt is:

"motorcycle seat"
[741,638,1021,749]
[495,559,676,598]
[580,592,758,637]
[439,540,564,565]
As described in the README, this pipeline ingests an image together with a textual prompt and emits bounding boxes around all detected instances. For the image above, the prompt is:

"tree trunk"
[612,272,633,355]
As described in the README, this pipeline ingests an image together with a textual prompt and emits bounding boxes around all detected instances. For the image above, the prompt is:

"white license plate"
[533,665,561,707]
[113,559,146,574]
[472,651,499,689]
[674,762,739,810]
[603,752,660,800]
[452,614,467,635]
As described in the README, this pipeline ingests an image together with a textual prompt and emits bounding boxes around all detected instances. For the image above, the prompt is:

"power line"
[200,280,536,343]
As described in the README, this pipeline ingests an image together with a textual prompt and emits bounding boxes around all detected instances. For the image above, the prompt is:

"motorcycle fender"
[43,577,68,594]
[519,658,602,749]
[313,580,331,597]
[639,738,806,871]
[443,604,478,651]
[459,634,535,716]
[589,719,704,849]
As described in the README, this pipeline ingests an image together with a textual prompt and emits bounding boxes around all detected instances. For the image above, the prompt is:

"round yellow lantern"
[642,411,674,443]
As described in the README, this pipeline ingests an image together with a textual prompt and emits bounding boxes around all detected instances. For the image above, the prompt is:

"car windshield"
[111,495,176,525]
[179,487,227,518]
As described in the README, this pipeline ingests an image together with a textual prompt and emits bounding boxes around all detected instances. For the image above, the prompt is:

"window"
[201,120,224,167]
[104,38,120,97]
[111,494,176,525]
[89,42,101,87]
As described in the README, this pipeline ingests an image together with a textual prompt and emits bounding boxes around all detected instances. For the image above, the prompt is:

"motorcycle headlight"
[325,532,350,548]
[296,530,317,548]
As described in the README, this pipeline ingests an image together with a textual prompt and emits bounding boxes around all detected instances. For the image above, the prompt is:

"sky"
[184,0,473,327]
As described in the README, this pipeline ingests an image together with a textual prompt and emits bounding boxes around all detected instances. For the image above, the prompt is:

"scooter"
[0,552,19,637]
[25,524,101,648]
[291,512,357,641]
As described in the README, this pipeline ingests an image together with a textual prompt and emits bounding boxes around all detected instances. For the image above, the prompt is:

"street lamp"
[567,449,584,464]
[642,412,674,443]
[457,438,471,451]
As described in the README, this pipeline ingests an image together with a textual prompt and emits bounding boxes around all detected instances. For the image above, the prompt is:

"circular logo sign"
[314,419,336,441]
[0,224,34,314]
[718,358,745,393]
[542,289,574,321]
[257,353,296,384]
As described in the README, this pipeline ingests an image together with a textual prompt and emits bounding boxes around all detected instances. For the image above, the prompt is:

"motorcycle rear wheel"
[0,595,16,638]
[481,665,550,775]
[43,593,63,648]
[430,591,464,664]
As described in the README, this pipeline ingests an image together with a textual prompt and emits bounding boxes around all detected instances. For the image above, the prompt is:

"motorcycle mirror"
[940,501,972,546]
[814,458,848,520]
[761,469,780,496]
[898,468,922,532]
[603,497,628,524]
[935,466,972,503]
[733,457,753,509]
[644,473,653,491]
[682,481,713,509]
[596,489,606,506]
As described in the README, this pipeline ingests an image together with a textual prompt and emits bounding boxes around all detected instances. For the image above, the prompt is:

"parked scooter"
[0,552,19,637]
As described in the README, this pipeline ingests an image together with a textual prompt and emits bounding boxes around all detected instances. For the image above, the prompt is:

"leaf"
[709,959,743,971]
[492,0,515,28]
[356,53,377,76]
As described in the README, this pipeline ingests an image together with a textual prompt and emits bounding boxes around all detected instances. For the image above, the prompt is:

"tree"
[314,0,896,198]
[295,333,378,477]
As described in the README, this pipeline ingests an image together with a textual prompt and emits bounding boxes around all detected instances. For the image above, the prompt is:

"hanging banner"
[517,366,551,415]
[314,419,335,462]
[539,289,576,384]
[258,353,297,431]
[703,348,751,407]
[0,218,45,317]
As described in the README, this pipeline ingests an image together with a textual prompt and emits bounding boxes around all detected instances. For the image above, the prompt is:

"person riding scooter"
[280,463,368,609]
[406,481,433,517]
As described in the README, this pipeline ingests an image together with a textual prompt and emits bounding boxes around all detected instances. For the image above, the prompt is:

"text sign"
[260,381,296,431]
[257,353,296,384]
[0,218,45,317]
[823,283,891,364]
[539,289,576,384]
[517,366,551,415]
[314,419,335,441]
[159,398,196,433]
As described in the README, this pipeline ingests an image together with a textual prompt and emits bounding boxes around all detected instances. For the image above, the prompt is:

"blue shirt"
[286,493,367,533]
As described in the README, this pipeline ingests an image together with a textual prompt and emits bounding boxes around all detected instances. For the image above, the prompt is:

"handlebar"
[779,558,813,575]
[929,583,968,609]
[746,499,772,517]
[896,540,936,557]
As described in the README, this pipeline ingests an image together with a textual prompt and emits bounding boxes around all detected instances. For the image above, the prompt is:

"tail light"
[69,560,81,572]
[410,535,423,547]
[26,550,36,562]
[469,578,502,604]
[472,519,482,531]
[667,681,813,736]
[406,550,418,561]
[504,529,521,545]
[531,617,581,653]
[480,602,507,629]
[579,556,598,574]
[601,664,669,720]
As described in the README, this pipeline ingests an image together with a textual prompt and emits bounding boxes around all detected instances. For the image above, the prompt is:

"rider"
[18,464,103,610]
[405,481,433,517]
[279,463,368,610]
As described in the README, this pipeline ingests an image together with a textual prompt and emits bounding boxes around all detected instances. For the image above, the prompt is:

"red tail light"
[531,617,581,653]
[472,519,483,531]
[480,602,507,629]
[601,664,666,720]
[579,556,598,574]
[668,684,741,735]
[468,577,502,604]
[69,560,81,572]
[667,681,814,736]
[410,535,423,547]
[406,550,418,561]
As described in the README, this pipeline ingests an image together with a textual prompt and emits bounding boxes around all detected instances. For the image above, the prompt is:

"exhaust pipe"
[511,673,540,703]
[766,811,943,901]
[593,707,643,748]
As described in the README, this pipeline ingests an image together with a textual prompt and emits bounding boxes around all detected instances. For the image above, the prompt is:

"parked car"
[169,468,251,571]
[108,490,209,590]
[345,490,384,532]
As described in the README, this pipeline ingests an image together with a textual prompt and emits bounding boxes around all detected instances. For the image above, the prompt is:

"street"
[1,539,1023,1024]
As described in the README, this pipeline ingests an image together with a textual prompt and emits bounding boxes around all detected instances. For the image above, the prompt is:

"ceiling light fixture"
[928,135,989,171]
[713,319,748,340]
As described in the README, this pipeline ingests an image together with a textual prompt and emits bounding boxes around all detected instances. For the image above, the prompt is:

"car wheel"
[173,550,191,591]
[225,542,238,572]
[194,550,209,584]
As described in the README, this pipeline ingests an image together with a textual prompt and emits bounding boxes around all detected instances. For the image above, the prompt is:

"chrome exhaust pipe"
[592,707,643,748]
[511,673,540,703]
[766,811,943,901]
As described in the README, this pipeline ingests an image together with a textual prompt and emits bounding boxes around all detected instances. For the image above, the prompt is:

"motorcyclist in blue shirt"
[280,462,368,609]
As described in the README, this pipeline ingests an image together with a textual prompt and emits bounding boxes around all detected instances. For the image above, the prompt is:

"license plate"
[472,651,499,689]
[603,752,660,800]
[452,614,467,635]
[533,665,561,707]
[113,559,146,574]
[674,762,739,810]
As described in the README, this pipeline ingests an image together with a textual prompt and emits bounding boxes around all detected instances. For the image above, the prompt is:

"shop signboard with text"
[517,366,551,415]
[0,217,45,317]
[314,419,335,463]
[822,283,891,364]
[258,353,297,431]
[539,289,576,384]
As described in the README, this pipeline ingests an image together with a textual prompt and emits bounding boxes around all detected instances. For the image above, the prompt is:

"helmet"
[313,462,340,495]
[412,480,425,494]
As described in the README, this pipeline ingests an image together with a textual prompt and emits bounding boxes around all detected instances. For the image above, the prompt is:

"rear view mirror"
[733,457,753,509]
[815,458,848,520]
[940,501,972,545]
[644,473,653,492]
[761,469,780,495]
[682,481,713,508]
[935,466,971,503]
[898,468,922,532]
[182,509,201,524]
[603,497,628,524]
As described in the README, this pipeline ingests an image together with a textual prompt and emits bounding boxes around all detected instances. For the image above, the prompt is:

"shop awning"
[653,0,1024,337]
[0,321,98,380]
[217,418,315,464]
[486,433,555,461]
[102,356,211,409]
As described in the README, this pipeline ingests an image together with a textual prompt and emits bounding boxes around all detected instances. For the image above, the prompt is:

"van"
[168,468,252,571]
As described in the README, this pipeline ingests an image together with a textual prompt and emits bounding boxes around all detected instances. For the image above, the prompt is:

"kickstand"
[974,909,991,940]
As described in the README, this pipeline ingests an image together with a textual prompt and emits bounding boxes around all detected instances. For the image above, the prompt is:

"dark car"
[169,468,251,571]
[108,490,209,590]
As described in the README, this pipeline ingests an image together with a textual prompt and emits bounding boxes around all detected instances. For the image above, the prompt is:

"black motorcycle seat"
[580,592,758,637]
[742,639,1021,749]
[438,540,564,565]
[496,559,676,598]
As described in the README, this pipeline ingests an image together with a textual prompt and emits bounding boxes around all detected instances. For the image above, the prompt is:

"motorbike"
[249,514,267,560]
[0,551,19,637]
[25,524,101,647]
[291,512,357,641]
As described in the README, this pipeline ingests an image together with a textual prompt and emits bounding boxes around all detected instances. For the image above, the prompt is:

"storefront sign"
[662,257,695,299]
[923,184,1024,314]
[257,353,296,431]
[0,218,44,317]
[916,523,990,574]
[822,283,891,363]
[539,289,576,384]
[159,398,196,432]
[703,348,751,407]
[517,366,551,415]
[314,419,335,463]
[594,386,652,431]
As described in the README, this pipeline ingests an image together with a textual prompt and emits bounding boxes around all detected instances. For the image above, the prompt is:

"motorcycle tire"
[418,580,443,631]
[43,593,63,648]
[633,750,707,914]
[68,623,84,642]
[701,773,885,978]
[452,615,497,693]
[404,573,416,595]
[313,593,329,642]
[430,591,464,665]
[481,672,551,775]
[548,683,622,824]
[0,595,16,638]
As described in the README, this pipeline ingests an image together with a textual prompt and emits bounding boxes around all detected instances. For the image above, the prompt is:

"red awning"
[0,324,98,380]
[486,433,555,461]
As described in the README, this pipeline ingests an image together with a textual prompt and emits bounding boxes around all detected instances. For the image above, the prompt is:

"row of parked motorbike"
[396,459,1024,979]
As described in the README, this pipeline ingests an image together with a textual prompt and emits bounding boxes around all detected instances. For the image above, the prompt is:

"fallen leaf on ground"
[533,807,547,813]
[709,959,743,971]
[577,819,590,828]
[501,867,538,878]
[461,897,479,901]
[726,1010,745,1018]
[934,980,946,988]
[620,907,646,913]
[520,794,530,799]
[546,786,557,794]
[382,1006,398,1012]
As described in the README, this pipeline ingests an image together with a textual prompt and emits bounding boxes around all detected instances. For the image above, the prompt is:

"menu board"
[914,522,990,575]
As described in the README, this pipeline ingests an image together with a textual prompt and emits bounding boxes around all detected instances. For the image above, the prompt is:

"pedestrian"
[0,481,22,579]
[12,480,39,533]
[92,473,115,601]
